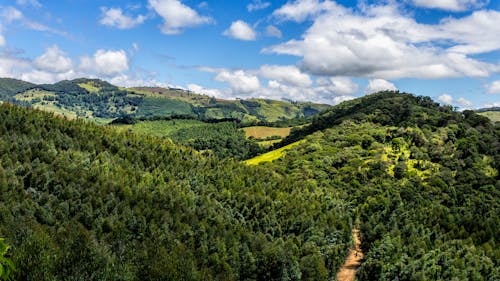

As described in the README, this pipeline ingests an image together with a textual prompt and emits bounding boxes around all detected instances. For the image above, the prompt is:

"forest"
[0,90,498,280]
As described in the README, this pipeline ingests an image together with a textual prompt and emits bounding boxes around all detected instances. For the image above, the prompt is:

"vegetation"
[0,89,498,280]
[117,119,263,160]
[0,78,329,124]
[259,92,499,280]
[0,239,15,281]
[245,140,306,165]
[0,103,352,280]
[478,111,500,123]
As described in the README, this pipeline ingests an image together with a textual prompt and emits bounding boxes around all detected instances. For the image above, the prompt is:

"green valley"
[0,89,498,281]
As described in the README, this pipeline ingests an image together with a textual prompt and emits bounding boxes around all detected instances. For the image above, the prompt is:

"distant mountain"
[0,78,36,99]
[476,107,500,112]
[0,78,330,123]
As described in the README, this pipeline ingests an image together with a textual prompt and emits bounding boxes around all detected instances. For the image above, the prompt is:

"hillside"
[477,107,500,123]
[0,78,330,123]
[253,92,499,280]
[0,92,498,281]
[0,103,352,280]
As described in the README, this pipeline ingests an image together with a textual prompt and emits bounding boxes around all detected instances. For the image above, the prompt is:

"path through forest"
[336,229,363,281]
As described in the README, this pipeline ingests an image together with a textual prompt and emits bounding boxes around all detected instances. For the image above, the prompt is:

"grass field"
[244,140,306,165]
[242,126,292,139]
[478,111,500,123]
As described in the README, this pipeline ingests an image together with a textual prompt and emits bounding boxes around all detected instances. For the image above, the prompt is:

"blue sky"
[0,0,499,108]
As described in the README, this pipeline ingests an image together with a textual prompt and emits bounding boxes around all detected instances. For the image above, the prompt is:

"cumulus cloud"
[200,66,360,104]
[34,45,73,73]
[148,0,212,34]
[215,70,261,94]
[456,97,473,107]
[223,20,257,41]
[266,2,500,80]
[247,0,271,12]
[365,79,397,94]
[265,25,282,38]
[272,0,340,22]
[437,94,473,108]
[259,65,312,87]
[410,0,488,11]
[487,81,500,94]
[99,7,146,29]
[80,49,129,76]
[438,94,454,104]
[187,83,225,98]
[316,77,359,96]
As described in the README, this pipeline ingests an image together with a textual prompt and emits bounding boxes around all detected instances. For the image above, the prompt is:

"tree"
[0,238,15,281]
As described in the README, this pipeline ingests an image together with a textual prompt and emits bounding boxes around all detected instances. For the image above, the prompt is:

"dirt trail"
[337,229,363,281]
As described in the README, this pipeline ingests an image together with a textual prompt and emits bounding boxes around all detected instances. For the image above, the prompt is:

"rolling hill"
[0,90,498,280]
[0,78,330,124]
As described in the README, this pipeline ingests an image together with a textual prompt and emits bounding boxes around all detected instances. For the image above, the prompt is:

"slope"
[0,77,330,124]
[0,103,353,280]
[259,93,499,280]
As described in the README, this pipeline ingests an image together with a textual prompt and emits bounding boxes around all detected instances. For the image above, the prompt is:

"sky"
[0,0,499,108]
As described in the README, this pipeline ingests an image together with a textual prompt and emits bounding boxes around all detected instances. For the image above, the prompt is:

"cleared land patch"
[242,126,291,139]
[244,140,305,165]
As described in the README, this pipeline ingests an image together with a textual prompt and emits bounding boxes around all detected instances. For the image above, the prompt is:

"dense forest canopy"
[0,90,498,280]
[0,103,352,280]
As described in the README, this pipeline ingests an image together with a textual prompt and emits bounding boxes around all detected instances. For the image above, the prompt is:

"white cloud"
[2,7,23,23]
[223,20,257,41]
[259,65,312,87]
[438,93,474,108]
[487,81,500,94]
[99,7,146,29]
[16,0,42,8]
[438,94,453,104]
[0,25,5,46]
[456,97,473,107]
[410,0,488,11]
[265,25,282,38]
[272,0,341,22]
[148,0,212,34]
[80,49,129,76]
[316,77,359,96]
[34,45,73,73]
[365,79,397,94]
[215,70,261,94]
[247,0,271,12]
[266,2,500,79]
[187,83,225,98]
[200,66,360,104]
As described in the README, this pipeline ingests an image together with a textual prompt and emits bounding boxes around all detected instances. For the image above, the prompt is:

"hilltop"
[0,77,330,124]
[0,90,498,280]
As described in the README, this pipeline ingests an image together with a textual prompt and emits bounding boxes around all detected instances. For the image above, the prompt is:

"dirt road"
[336,229,363,281]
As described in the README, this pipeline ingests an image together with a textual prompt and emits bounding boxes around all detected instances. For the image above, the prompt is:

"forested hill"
[0,77,329,123]
[0,103,353,280]
[278,91,491,146]
[259,92,499,280]
[0,91,499,280]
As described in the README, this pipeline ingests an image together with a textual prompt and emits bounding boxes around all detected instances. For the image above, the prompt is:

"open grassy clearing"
[242,126,291,139]
[478,111,500,123]
[244,140,305,165]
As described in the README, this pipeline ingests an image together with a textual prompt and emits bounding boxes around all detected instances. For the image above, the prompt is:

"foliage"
[245,140,305,165]
[0,103,352,280]
[0,78,35,100]
[0,239,15,281]
[262,108,499,280]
